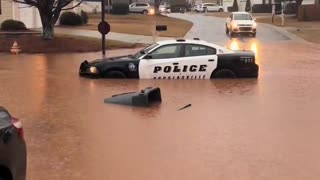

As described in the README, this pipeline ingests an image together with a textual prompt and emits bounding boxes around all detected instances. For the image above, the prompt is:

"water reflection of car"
[0,107,26,180]
[79,39,259,79]
[129,3,154,15]
[226,12,257,37]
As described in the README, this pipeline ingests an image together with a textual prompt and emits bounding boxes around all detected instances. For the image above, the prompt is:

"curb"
[261,23,320,49]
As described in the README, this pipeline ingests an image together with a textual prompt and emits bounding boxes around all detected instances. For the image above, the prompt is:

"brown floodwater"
[0,41,320,180]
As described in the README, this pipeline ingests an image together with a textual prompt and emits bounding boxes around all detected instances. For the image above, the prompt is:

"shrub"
[284,3,296,14]
[245,0,251,12]
[252,4,281,14]
[60,12,83,26]
[227,6,238,12]
[0,19,27,31]
[232,0,239,12]
[111,3,129,15]
[80,10,89,24]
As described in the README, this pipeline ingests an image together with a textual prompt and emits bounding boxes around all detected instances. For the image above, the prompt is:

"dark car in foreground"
[80,39,259,79]
[0,107,26,180]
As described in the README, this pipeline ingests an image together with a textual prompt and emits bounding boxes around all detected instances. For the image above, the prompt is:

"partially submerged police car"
[79,39,259,79]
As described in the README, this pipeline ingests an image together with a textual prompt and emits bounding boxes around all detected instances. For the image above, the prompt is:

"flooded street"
[1,41,320,180]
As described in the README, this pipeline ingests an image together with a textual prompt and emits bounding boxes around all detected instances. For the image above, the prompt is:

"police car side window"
[149,45,182,59]
[185,44,216,57]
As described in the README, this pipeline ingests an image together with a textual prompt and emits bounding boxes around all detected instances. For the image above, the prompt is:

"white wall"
[0,0,14,23]
[17,5,42,28]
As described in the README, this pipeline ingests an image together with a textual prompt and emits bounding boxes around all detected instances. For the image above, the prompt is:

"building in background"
[0,1,42,29]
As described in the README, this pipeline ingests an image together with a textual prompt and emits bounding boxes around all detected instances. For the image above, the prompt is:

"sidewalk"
[54,27,174,44]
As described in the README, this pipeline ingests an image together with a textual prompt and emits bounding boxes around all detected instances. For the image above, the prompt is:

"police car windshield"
[133,43,159,59]
[234,14,252,20]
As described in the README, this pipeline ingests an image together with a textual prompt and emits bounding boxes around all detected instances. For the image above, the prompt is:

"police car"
[79,39,259,79]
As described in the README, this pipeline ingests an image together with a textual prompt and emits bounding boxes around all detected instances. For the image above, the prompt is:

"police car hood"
[90,55,138,65]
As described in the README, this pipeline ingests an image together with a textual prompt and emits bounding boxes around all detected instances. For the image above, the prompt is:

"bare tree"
[12,0,82,39]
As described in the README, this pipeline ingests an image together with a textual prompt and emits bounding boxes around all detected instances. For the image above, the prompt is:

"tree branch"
[61,0,83,10]
[12,0,38,7]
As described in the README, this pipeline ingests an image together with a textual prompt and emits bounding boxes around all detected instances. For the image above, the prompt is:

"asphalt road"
[170,13,291,45]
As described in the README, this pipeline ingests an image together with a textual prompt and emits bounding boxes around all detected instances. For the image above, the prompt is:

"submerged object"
[104,87,162,107]
[178,104,192,111]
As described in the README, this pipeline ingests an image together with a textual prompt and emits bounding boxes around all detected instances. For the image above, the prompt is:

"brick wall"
[0,0,14,24]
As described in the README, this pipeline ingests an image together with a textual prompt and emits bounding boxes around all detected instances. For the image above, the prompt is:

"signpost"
[272,3,275,23]
[99,0,111,57]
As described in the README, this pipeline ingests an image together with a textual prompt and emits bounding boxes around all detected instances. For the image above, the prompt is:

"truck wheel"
[211,69,237,79]
[105,71,127,79]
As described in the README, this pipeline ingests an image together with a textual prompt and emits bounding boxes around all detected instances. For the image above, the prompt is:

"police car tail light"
[11,117,24,139]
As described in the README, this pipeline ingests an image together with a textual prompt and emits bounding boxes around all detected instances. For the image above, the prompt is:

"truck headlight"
[89,67,99,74]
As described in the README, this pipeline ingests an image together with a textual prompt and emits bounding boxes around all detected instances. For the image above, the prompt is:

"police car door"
[139,44,183,79]
[178,44,218,79]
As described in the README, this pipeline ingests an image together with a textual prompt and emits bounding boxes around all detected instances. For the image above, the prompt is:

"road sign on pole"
[100,0,111,57]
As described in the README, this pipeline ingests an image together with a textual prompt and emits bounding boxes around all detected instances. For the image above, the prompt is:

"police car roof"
[156,39,223,48]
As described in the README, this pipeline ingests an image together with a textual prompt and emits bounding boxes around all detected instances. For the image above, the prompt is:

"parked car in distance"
[129,3,154,15]
[196,3,224,12]
[0,107,26,180]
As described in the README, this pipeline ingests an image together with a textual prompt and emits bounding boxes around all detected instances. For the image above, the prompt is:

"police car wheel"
[142,10,148,15]
[104,71,127,79]
[219,8,223,12]
[211,69,237,79]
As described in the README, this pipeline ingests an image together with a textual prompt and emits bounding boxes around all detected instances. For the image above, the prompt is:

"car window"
[185,44,216,57]
[149,45,182,59]
[0,110,10,129]
[234,14,253,20]
[136,3,147,7]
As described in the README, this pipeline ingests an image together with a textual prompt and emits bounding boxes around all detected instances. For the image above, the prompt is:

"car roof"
[155,39,230,52]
